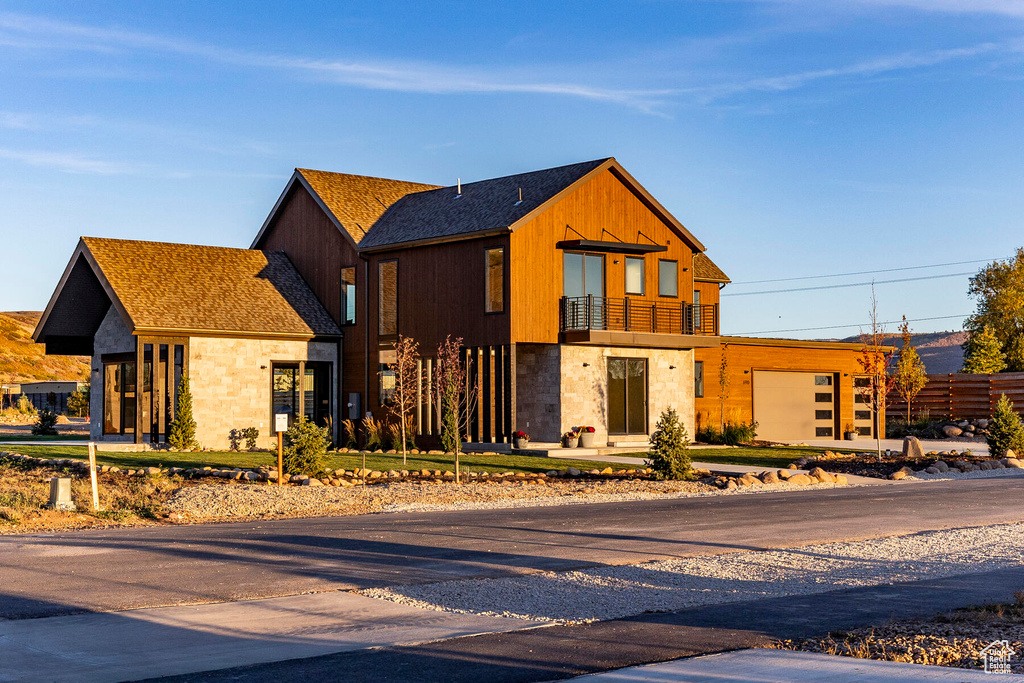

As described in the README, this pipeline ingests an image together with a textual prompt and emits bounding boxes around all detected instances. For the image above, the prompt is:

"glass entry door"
[607,358,647,435]
[273,363,332,430]
[564,252,605,328]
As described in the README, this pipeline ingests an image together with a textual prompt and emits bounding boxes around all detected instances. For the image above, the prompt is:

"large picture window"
[103,360,136,435]
[340,266,356,326]
[658,260,678,297]
[625,257,645,296]
[378,260,398,337]
[484,247,504,313]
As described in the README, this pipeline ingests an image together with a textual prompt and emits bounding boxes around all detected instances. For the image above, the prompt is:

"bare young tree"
[718,343,730,431]
[857,285,897,462]
[384,335,423,466]
[433,335,476,483]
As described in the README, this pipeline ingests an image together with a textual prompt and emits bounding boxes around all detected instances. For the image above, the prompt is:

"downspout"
[361,253,370,416]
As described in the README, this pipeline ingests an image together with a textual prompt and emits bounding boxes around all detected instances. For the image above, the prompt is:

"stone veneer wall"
[89,308,135,442]
[188,337,337,450]
[516,343,695,445]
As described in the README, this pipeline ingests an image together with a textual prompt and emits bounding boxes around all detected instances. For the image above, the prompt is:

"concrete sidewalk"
[570,649,1022,681]
[0,591,540,683]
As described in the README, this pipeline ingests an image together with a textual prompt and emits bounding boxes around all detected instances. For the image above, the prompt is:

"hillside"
[0,311,90,383]
[834,330,965,375]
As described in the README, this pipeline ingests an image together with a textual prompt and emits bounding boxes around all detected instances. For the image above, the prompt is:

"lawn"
[4,444,623,475]
[0,435,90,442]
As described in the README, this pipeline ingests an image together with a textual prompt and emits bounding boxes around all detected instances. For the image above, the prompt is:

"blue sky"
[1,1,1022,339]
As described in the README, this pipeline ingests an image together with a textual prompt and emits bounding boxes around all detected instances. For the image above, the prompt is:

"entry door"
[608,358,647,435]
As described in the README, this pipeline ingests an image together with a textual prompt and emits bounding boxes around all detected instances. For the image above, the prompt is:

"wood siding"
[510,168,697,344]
[694,340,884,438]
[889,372,1024,420]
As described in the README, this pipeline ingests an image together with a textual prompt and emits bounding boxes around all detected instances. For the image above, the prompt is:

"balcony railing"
[560,296,719,336]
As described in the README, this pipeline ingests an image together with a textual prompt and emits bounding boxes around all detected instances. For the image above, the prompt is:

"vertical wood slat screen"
[888,372,1024,420]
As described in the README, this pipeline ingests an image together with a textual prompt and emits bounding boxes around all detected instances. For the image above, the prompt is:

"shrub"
[341,419,357,449]
[696,421,757,445]
[647,408,691,480]
[987,394,1024,458]
[167,373,198,450]
[387,421,403,450]
[228,429,242,450]
[31,408,58,436]
[363,415,383,451]
[242,427,259,450]
[283,416,330,474]
[16,394,34,415]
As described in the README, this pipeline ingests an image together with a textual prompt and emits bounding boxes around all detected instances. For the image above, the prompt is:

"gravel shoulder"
[359,523,1024,624]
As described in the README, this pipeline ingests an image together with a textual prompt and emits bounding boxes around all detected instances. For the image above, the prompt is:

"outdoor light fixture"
[582,362,590,367]
[669,365,676,369]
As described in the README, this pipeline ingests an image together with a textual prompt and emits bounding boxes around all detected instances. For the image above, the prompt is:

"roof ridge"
[296,168,442,189]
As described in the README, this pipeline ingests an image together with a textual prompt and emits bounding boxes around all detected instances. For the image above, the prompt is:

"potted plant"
[577,425,596,448]
[844,423,858,440]
[562,427,580,448]
[513,430,530,449]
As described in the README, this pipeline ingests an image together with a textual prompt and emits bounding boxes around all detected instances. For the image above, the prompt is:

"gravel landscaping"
[359,523,1024,623]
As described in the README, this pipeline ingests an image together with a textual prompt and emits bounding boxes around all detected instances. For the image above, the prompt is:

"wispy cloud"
[840,0,1024,18]
[0,148,136,174]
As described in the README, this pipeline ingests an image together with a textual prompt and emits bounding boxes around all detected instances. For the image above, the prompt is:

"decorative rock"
[925,466,940,474]
[725,479,738,490]
[902,436,924,460]
[808,467,834,484]
[942,425,962,438]
[777,469,792,480]
[977,419,989,429]
[566,467,581,477]
[1006,449,1017,460]
[890,470,907,480]
[760,471,780,485]
[787,473,813,486]
[834,474,849,485]
[1006,458,1024,469]
[787,463,798,470]
[243,471,261,481]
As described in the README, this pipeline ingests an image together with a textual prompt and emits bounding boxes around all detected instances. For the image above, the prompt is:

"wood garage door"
[753,371,836,441]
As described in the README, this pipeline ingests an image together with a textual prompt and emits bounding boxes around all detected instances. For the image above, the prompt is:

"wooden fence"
[889,372,1024,420]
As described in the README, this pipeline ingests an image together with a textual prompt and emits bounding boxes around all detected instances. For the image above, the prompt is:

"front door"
[607,358,647,435]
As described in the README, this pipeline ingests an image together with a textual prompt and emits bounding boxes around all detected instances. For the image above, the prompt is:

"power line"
[729,258,995,286]
[721,271,973,297]
[731,314,970,336]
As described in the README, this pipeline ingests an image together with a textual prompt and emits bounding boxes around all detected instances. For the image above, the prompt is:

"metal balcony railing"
[559,296,719,336]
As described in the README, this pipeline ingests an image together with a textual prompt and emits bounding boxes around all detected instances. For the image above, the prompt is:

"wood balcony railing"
[560,296,719,336]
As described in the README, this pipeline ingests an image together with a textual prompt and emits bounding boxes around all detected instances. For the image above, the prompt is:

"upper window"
[485,247,504,313]
[563,252,604,298]
[625,257,645,296]
[815,375,832,386]
[378,260,398,337]
[658,260,678,297]
[340,266,356,326]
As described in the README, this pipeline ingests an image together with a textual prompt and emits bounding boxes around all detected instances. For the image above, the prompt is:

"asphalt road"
[3,477,1024,620]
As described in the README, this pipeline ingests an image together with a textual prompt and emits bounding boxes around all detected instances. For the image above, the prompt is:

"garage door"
[753,371,836,441]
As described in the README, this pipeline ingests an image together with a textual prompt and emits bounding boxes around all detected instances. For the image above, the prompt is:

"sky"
[1,0,1022,339]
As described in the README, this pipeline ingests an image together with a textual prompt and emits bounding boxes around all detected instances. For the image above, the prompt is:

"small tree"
[283,416,330,474]
[67,383,90,418]
[857,287,897,462]
[962,325,1006,374]
[647,408,691,480]
[32,408,58,436]
[987,394,1024,458]
[16,394,34,415]
[893,317,928,421]
[434,335,475,483]
[383,335,423,466]
[718,344,730,431]
[167,372,198,450]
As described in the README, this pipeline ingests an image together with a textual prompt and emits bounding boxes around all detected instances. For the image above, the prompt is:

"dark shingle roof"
[82,237,340,337]
[297,169,440,243]
[358,159,610,249]
[693,253,730,283]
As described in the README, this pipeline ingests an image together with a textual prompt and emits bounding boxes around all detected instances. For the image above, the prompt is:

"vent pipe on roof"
[455,178,461,198]
[515,187,522,206]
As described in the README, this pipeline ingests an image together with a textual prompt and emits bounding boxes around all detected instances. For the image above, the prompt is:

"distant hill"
[0,311,90,384]
[833,330,965,375]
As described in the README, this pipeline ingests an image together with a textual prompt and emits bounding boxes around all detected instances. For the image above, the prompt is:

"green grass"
[0,435,90,442]
[3,445,622,475]
[619,446,863,470]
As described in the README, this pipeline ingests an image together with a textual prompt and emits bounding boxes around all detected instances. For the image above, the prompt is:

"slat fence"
[889,372,1024,420]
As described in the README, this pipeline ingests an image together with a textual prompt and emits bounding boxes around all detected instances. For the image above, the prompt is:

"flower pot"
[578,433,596,448]
[514,437,529,449]
[562,437,577,448]
[844,431,858,441]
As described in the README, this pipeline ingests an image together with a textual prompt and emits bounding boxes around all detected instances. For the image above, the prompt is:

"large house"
[34,158,881,450]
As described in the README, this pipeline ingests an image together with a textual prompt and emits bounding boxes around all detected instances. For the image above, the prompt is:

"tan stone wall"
[90,308,135,441]
[515,343,695,445]
[188,337,337,450]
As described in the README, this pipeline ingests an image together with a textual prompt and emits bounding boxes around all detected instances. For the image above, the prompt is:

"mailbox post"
[275,413,288,485]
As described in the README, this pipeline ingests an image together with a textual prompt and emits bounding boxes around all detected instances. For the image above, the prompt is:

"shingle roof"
[358,158,611,249]
[693,253,730,283]
[297,168,440,243]
[81,237,340,337]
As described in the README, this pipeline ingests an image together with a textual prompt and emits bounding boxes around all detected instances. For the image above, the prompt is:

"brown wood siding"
[255,185,365,409]
[694,341,885,438]
[510,168,697,344]
[694,282,720,308]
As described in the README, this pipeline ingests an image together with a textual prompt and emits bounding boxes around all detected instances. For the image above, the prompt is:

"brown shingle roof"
[693,253,730,283]
[296,168,441,243]
[82,237,340,337]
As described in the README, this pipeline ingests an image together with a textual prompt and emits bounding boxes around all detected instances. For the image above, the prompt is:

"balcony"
[559,295,720,349]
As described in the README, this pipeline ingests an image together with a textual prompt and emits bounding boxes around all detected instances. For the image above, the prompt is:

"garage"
[752,370,838,441]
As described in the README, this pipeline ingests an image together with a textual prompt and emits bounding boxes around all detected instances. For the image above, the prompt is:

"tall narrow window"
[658,260,678,297]
[340,266,356,326]
[694,360,704,398]
[484,247,504,313]
[378,260,398,337]
[625,257,645,295]
[692,288,702,331]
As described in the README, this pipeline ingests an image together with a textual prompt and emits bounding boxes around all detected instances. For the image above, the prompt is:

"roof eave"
[360,226,511,253]
[133,326,339,340]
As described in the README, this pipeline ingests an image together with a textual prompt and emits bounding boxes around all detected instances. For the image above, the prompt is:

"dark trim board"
[556,239,668,255]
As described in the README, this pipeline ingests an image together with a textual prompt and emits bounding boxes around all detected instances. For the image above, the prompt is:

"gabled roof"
[35,237,340,342]
[693,253,730,283]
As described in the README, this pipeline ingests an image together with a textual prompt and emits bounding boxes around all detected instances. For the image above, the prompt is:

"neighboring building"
[17,381,86,415]
[1,383,21,410]
[35,157,882,448]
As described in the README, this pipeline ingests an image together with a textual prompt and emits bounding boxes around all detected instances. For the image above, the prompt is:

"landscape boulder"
[787,473,813,486]
[760,471,780,485]
[1006,458,1024,469]
[942,425,963,438]
[808,467,835,484]
[902,436,924,460]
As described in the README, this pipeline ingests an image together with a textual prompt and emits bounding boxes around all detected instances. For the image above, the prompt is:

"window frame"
[694,360,704,398]
[625,256,645,296]
[340,266,357,326]
[378,259,398,338]
[658,259,678,298]
[484,246,505,314]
